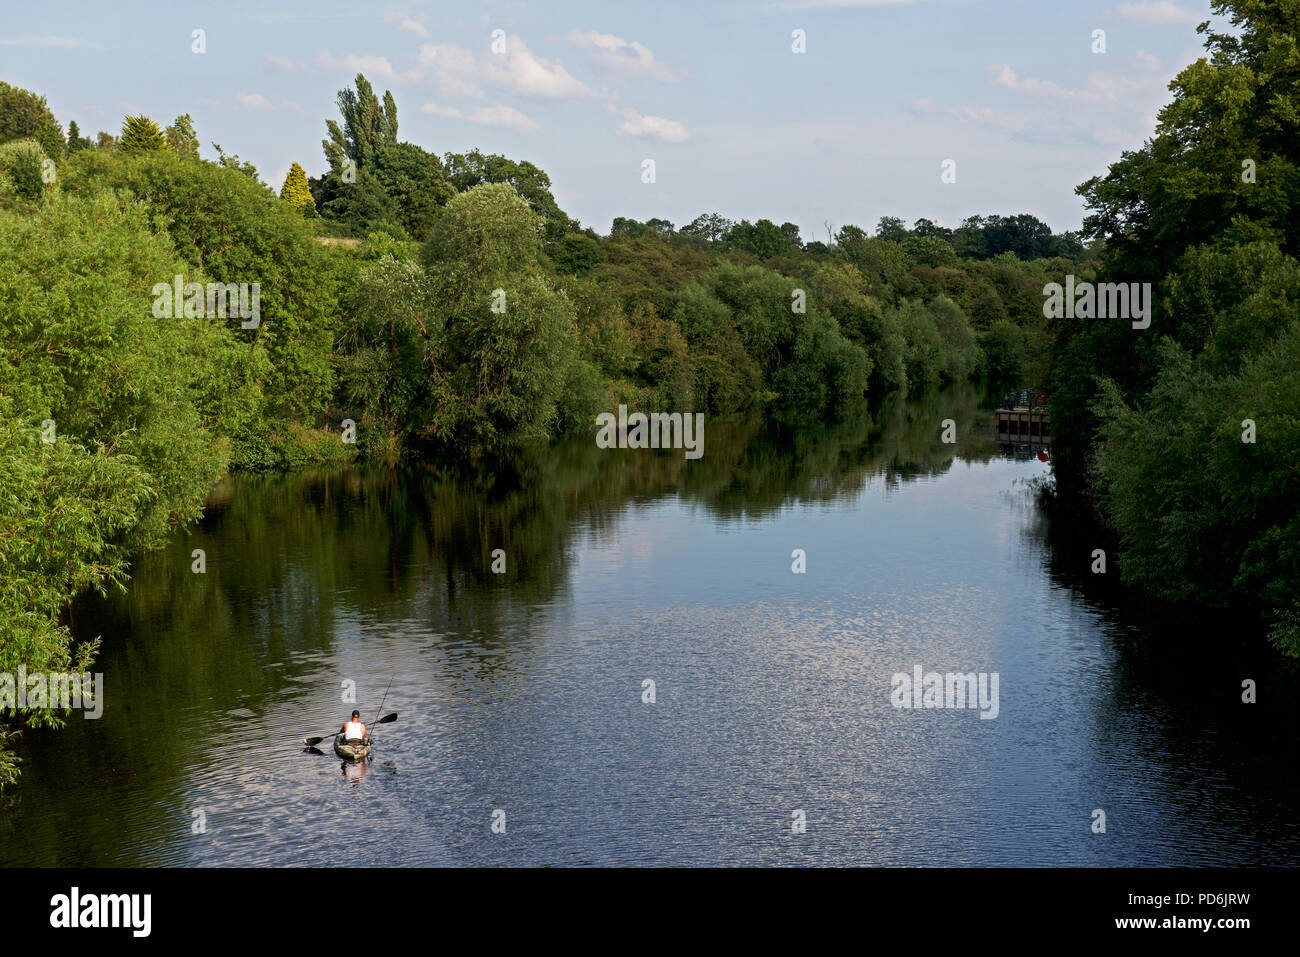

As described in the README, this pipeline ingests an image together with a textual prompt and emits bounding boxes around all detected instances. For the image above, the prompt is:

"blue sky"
[1,0,1219,239]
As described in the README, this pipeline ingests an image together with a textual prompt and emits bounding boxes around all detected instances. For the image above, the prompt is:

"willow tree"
[418,184,580,455]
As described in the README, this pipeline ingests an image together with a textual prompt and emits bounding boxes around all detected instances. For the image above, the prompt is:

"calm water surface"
[4,387,1297,866]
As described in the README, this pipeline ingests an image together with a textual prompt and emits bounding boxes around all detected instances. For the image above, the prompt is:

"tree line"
[1050,0,1300,656]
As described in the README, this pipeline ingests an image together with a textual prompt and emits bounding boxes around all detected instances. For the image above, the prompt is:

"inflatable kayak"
[334,734,372,761]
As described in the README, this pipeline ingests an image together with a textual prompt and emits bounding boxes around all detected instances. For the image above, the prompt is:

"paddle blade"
[303,735,330,747]
[377,712,398,724]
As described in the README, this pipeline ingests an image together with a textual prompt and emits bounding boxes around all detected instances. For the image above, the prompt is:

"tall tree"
[118,115,171,153]
[165,113,199,157]
[323,73,398,174]
[65,120,91,154]
[279,162,317,217]
[417,183,581,454]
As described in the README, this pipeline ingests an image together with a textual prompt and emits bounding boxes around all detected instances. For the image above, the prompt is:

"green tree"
[552,231,604,275]
[64,149,346,464]
[722,219,797,260]
[876,216,909,242]
[1052,0,1300,654]
[369,142,453,240]
[323,73,398,174]
[443,149,576,243]
[681,212,732,244]
[65,120,92,154]
[0,139,49,203]
[118,114,171,153]
[611,216,650,238]
[280,161,318,217]
[315,168,406,239]
[418,183,580,454]
[0,81,64,160]
[0,189,253,782]
[164,113,199,158]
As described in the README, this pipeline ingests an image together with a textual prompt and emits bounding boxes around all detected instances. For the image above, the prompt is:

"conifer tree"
[280,162,317,217]
[118,115,171,153]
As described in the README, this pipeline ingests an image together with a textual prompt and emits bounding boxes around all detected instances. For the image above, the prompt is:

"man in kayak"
[340,710,367,743]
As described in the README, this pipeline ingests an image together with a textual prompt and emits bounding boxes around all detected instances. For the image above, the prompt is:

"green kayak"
[334,734,372,761]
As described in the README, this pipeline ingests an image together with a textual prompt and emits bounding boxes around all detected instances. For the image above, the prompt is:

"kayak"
[334,734,372,761]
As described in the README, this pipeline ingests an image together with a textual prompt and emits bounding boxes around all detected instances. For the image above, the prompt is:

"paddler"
[339,709,367,742]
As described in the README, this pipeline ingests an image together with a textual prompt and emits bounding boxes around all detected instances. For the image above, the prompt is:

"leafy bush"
[0,139,48,203]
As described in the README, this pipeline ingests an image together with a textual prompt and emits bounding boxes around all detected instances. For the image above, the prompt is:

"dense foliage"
[1052,0,1300,654]
[0,191,246,784]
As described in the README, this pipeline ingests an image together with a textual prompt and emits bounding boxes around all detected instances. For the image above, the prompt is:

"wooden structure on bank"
[995,389,1050,444]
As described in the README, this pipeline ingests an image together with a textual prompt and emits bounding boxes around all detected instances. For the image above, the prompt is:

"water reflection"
[2,383,1296,867]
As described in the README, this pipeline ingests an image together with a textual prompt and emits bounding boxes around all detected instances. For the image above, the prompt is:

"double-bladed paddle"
[301,711,398,748]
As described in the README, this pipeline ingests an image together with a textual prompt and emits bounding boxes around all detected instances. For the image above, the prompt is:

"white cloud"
[1117,2,1203,25]
[381,11,430,37]
[989,64,1147,105]
[911,98,995,124]
[1135,49,1162,71]
[416,43,483,98]
[989,64,1071,100]
[420,102,463,119]
[610,106,688,143]
[264,54,298,72]
[466,104,539,133]
[484,35,593,99]
[316,51,421,85]
[420,101,540,133]
[236,92,274,111]
[567,29,676,81]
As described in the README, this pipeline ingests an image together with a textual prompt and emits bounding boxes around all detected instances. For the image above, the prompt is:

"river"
[4,385,1297,866]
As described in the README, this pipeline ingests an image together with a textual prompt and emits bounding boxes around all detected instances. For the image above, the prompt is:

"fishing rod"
[367,677,395,743]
